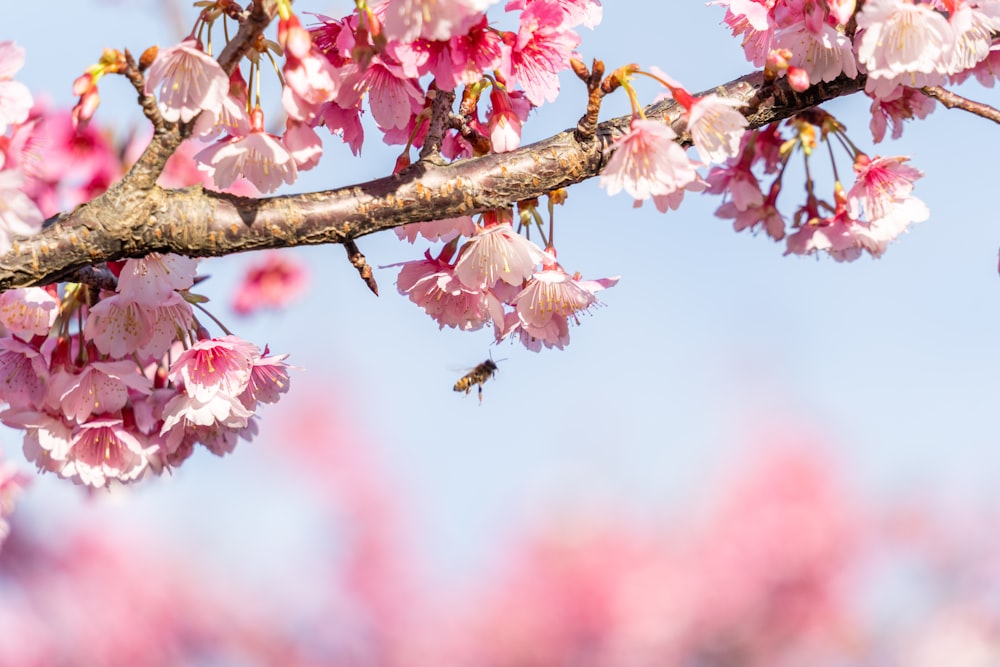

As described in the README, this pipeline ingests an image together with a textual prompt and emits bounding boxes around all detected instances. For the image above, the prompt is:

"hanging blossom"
[195,107,298,193]
[395,245,504,331]
[0,254,293,489]
[501,253,618,351]
[785,160,928,262]
[144,38,228,123]
[454,221,547,290]
[600,118,698,202]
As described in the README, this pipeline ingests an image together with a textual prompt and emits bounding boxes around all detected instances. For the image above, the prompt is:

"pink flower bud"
[787,66,811,92]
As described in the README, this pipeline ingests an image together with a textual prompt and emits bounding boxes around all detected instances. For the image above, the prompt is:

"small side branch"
[419,88,457,164]
[122,48,164,129]
[572,58,608,143]
[344,240,379,296]
[921,85,1000,125]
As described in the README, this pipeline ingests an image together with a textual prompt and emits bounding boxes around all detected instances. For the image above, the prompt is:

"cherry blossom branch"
[920,85,1000,125]
[0,70,866,291]
[118,0,279,194]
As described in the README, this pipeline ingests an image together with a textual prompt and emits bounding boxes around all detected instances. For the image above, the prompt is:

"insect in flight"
[454,358,500,404]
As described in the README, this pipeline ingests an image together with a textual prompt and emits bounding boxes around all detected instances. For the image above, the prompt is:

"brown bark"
[0,45,867,290]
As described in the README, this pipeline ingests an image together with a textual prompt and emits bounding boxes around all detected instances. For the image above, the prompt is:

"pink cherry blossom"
[600,118,698,201]
[943,2,1000,74]
[1,408,73,473]
[131,292,195,361]
[0,169,43,253]
[855,0,953,97]
[396,250,503,330]
[84,294,153,358]
[144,39,228,123]
[160,391,254,435]
[447,16,505,86]
[774,21,858,85]
[396,216,476,244]
[687,93,749,164]
[0,287,58,341]
[0,41,32,135]
[717,184,786,240]
[337,58,425,132]
[868,84,936,142]
[501,308,571,350]
[512,268,598,328]
[62,417,150,487]
[168,335,259,404]
[192,72,251,139]
[320,101,365,156]
[454,222,547,290]
[502,266,617,350]
[116,253,198,306]
[713,0,777,66]
[707,158,765,212]
[231,251,309,316]
[195,109,298,193]
[508,0,604,29]
[282,121,323,170]
[487,86,527,152]
[502,1,581,106]
[238,351,292,408]
[49,360,153,424]
[0,337,49,409]
[282,46,339,123]
[381,0,493,42]
[847,154,924,223]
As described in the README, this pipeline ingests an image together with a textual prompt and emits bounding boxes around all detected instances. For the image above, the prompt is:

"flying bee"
[454,358,500,404]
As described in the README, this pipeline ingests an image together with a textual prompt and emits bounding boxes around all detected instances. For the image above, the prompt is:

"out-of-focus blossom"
[232,252,309,316]
[0,169,43,253]
[0,41,32,134]
[0,458,29,548]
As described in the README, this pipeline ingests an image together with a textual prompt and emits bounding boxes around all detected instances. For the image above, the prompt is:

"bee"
[454,359,499,404]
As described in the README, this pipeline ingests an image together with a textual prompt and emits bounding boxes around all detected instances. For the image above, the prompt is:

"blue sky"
[5,1,1000,585]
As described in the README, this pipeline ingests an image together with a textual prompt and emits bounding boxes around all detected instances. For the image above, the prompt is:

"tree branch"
[920,85,1000,125]
[0,70,866,290]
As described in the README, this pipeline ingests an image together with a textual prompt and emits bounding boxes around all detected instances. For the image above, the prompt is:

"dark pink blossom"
[501,0,581,106]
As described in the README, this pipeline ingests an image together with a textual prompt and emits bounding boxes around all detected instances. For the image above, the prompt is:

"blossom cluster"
[596,0,993,260]
[393,210,617,350]
[0,254,291,490]
[111,0,602,195]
